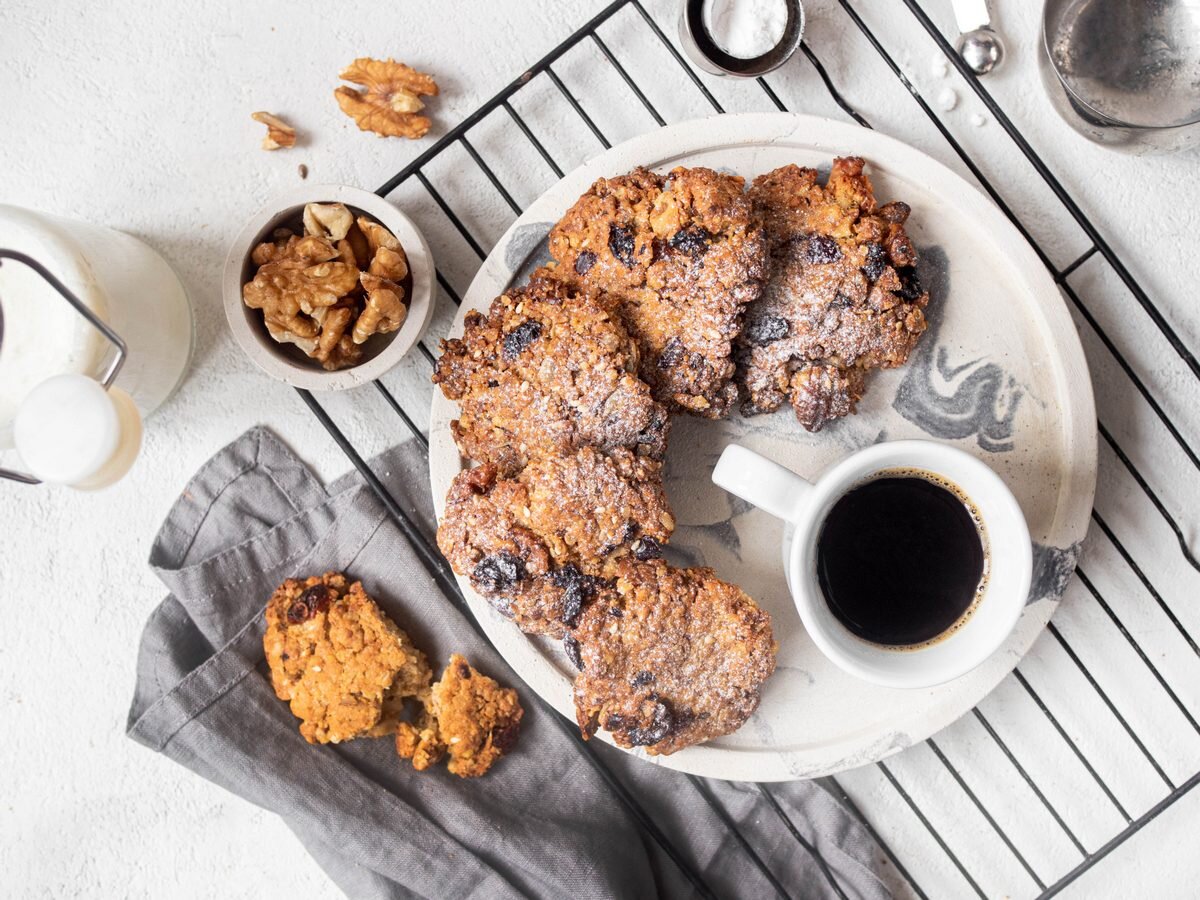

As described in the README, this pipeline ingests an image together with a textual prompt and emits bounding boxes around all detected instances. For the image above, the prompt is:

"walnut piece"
[334,58,438,140]
[251,228,298,266]
[311,304,362,369]
[251,111,297,150]
[303,202,354,242]
[358,215,400,253]
[355,273,408,344]
[370,246,409,282]
[358,216,409,281]
[243,210,410,370]
[344,221,372,269]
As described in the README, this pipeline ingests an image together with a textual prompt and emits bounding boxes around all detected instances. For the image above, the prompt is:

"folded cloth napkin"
[127,427,891,900]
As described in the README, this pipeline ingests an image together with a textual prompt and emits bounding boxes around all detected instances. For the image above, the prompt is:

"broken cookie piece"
[263,572,432,744]
[396,654,523,777]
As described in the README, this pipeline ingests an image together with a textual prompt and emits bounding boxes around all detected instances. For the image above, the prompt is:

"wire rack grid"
[294,1,1200,897]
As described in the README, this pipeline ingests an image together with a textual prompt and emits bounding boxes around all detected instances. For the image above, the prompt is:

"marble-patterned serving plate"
[428,113,1096,782]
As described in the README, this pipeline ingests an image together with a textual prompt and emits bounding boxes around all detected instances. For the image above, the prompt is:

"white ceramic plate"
[428,113,1097,781]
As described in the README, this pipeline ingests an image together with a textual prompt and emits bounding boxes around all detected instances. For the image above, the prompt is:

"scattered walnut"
[251,111,297,150]
[354,273,408,344]
[242,207,410,370]
[334,58,438,139]
[303,202,354,242]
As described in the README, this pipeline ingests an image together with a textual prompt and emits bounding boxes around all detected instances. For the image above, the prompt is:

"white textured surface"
[1,1,1198,897]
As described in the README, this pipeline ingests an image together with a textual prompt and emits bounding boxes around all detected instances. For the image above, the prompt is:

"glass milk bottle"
[0,205,194,488]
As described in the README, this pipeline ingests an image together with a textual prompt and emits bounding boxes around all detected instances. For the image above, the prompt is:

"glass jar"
[0,205,194,485]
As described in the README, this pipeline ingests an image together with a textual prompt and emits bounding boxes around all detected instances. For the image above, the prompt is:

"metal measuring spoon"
[952,0,1006,75]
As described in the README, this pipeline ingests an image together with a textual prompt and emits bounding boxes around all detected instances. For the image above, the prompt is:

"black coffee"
[816,471,986,647]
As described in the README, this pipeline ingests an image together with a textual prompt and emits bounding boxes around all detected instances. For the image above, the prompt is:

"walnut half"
[334,58,438,140]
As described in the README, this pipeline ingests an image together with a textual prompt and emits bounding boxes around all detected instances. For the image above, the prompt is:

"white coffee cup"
[712,440,1032,689]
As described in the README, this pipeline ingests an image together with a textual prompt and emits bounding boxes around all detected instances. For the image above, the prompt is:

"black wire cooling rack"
[294,2,1200,896]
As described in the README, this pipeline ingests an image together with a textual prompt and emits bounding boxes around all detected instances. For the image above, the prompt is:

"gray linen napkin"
[127,426,891,900]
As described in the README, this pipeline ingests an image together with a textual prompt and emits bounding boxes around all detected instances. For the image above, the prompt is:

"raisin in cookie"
[433,268,669,476]
[396,654,523,778]
[263,572,432,744]
[572,559,776,756]
[739,158,929,430]
[549,166,768,418]
[436,448,673,636]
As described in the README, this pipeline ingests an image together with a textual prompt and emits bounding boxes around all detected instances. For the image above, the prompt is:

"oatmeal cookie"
[548,166,768,418]
[263,572,432,744]
[396,654,523,777]
[739,158,929,430]
[436,448,673,636]
[434,268,669,476]
[572,559,776,756]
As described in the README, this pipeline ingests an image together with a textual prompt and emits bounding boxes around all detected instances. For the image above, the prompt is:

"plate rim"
[427,112,1098,781]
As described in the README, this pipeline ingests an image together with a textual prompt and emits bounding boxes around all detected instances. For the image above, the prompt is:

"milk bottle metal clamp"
[0,248,128,485]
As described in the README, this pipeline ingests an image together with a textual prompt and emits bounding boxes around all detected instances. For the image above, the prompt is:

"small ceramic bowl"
[223,184,435,391]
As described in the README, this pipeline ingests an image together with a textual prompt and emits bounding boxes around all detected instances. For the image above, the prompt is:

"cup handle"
[711,444,814,525]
